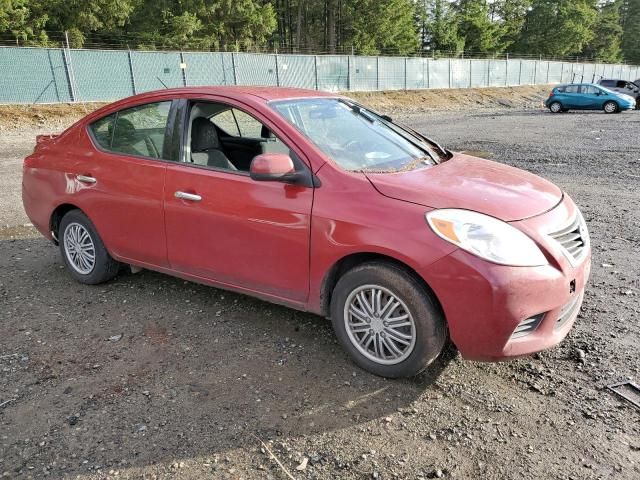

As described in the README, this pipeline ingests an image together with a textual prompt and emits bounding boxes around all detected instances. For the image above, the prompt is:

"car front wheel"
[59,209,120,285]
[330,262,447,378]
[549,101,563,113]
[603,101,619,114]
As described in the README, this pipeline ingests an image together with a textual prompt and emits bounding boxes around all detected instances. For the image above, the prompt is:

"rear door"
[81,100,177,266]
[559,85,581,108]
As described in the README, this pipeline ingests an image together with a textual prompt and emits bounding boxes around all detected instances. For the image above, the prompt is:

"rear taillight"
[549,91,555,97]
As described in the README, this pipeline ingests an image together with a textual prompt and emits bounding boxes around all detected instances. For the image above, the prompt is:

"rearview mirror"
[250,153,296,182]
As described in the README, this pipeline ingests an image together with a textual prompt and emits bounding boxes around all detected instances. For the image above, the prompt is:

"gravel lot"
[1,104,639,479]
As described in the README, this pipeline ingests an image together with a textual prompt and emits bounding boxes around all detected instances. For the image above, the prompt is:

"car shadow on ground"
[0,237,455,475]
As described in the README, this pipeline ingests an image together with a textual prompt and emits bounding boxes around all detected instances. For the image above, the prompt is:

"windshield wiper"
[349,105,376,123]
[352,155,434,174]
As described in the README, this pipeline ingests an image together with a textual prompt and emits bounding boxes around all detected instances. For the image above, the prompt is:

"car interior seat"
[191,117,237,170]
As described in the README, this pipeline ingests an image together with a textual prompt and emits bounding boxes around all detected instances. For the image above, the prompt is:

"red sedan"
[22,87,591,378]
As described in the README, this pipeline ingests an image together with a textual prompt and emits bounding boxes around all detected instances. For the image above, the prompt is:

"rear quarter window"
[89,114,115,149]
[88,101,172,160]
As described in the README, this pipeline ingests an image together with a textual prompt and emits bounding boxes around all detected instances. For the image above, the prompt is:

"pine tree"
[583,0,623,62]
[455,0,500,53]
[421,0,464,55]
[514,0,599,57]
[346,0,419,55]
[622,0,640,63]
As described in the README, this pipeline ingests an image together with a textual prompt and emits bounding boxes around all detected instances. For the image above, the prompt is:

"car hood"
[365,153,563,222]
[617,93,635,102]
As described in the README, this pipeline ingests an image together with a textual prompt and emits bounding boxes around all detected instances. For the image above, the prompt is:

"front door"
[581,85,604,109]
[163,100,314,303]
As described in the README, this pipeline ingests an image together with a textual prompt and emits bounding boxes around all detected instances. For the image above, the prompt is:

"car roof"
[555,83,601,87]
[130,86,333,103]
[79,86,338,126]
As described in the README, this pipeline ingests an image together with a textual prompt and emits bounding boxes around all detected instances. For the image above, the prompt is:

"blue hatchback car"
[544,83,636,114]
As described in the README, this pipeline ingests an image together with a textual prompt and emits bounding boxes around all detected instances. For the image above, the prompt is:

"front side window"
[581,86,600,95]
[211,108,263,138]
[89,101,172,160]
[270,98,439,172]
[187,101,292,172]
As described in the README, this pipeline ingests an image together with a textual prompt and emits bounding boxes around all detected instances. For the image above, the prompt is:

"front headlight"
[426,209,548,267]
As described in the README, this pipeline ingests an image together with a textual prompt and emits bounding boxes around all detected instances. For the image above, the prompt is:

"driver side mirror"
[250,153,313,187]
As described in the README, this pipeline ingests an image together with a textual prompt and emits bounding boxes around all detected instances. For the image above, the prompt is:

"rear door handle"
[76,175,96,184]
[174,191,202,202]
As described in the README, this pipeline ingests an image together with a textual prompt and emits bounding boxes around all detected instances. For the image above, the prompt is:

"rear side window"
[600,80,615,88]
[564,85,579,93]
[89,101,172,160]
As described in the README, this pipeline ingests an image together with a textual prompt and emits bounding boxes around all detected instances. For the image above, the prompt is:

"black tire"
[58,209,120,285]
[549,101,563,113]
[603,101,619,114]
[330,262,447,378]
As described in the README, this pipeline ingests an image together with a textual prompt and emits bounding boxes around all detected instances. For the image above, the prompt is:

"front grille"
[511,313,545,339]
[555,291,584,330]
[549,213,588,264]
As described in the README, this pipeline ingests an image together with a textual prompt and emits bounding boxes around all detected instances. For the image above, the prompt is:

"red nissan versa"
[22,87,591,378]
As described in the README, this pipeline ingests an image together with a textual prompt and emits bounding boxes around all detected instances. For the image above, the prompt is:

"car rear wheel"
[603,101,618,114]
[59,210,120,285]
[549,102,563,113]
[330,262,446,378]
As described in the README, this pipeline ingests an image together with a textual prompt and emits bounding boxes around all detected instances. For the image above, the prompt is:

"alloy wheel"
[63,222,96,275]
[343,285,417,365]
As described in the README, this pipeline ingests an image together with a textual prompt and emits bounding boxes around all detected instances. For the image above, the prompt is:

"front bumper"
[422,195,591,361]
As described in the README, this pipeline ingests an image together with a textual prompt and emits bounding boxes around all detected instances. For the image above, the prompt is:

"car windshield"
[270,98,441,172]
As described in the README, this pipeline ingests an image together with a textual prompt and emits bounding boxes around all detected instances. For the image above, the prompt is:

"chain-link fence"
[2,46,639,104]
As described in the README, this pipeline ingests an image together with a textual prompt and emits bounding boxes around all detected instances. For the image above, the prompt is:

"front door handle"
[76,175,96,184]
[174,191,202,202]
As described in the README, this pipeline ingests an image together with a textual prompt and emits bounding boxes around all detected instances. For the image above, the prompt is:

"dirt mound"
[348,85,551,115]
[0,103,105,131]
[0,85,552,130]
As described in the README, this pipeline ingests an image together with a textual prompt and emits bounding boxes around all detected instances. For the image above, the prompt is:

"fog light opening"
[511,313,545,339]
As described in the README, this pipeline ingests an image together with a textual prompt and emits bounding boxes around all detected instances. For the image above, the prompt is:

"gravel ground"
[1,105,639,480]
